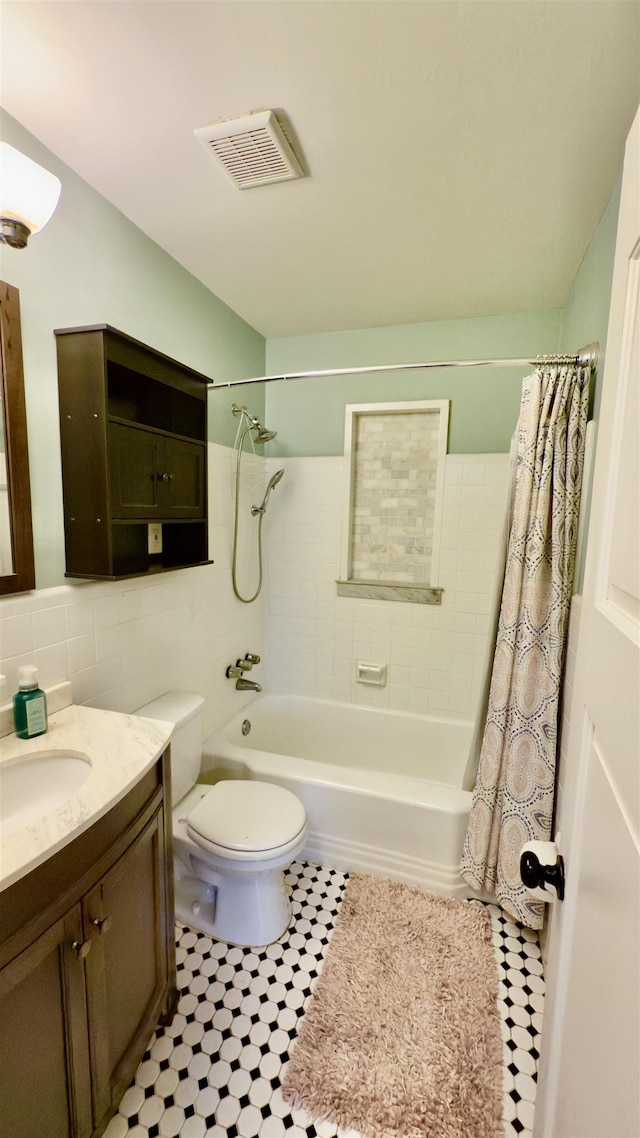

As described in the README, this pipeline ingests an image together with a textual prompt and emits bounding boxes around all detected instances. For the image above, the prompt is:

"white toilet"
[136,692,307,947]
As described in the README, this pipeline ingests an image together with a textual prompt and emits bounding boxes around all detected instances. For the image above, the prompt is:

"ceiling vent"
[195,110,304,190]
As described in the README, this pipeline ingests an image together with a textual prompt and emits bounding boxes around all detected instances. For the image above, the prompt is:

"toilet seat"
[186,780,307,862]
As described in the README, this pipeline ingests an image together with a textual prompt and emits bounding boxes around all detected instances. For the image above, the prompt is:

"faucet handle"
[235,658,253,671]
[244,653,261,665]
[226,665,242,679]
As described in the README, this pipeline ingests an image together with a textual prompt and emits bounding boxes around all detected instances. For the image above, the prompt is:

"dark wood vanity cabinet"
[0,756,177,1138]
[84,807,169,1130]
[55,324,212,580]
[0,904,93,1138]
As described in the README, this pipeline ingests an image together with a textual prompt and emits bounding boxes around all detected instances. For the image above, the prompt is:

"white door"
[534,110,639,1137]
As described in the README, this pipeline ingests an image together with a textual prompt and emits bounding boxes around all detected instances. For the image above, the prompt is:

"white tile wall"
[0,445,266,740]
[1,446,510,732]
[264,453,510,719]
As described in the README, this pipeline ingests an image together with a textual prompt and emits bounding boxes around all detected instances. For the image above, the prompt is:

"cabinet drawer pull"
[72,939,92,959]
[92,915,113,935]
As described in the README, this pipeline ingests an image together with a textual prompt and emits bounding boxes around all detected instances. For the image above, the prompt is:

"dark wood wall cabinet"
[0,756,178,1138]
[55,324,212,579]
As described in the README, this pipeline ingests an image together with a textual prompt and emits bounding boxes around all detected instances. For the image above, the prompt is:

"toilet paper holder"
[520,839,565,902]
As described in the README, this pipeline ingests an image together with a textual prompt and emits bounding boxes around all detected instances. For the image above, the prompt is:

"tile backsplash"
[0,445,264,741]
[1,445,508,733]
[264,452,509,719]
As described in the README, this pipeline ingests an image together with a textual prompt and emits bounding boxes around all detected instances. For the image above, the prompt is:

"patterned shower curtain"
[460,363,590,929]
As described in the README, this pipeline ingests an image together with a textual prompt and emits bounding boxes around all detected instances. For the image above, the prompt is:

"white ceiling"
[1,1,638,339]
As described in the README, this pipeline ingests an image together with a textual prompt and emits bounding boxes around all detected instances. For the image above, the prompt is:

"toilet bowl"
[136,692,307,947]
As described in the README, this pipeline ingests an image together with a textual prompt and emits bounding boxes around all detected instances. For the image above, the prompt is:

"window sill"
[336,580,443,605]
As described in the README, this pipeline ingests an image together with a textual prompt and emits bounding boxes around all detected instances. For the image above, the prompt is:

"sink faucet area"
[0,701,173,892]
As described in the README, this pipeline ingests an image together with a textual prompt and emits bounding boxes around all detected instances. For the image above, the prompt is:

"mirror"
[0,281,35,594]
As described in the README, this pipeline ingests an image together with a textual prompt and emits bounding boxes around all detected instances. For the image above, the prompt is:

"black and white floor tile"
[104,861,544,1138]
[488,902,545,1137]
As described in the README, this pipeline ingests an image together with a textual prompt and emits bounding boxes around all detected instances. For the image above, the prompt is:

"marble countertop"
[0,704,173,893]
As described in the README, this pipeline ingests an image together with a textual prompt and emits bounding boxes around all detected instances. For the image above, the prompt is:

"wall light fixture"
[0,142,62,249]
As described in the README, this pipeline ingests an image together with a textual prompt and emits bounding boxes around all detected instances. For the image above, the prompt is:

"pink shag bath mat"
[282,874,503,1138]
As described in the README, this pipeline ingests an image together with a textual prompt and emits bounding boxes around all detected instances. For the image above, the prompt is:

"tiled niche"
[337,401,448,604]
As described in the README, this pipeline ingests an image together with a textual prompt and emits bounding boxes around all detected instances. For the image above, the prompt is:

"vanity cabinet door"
[82,807,169,1130]
[0,905,93,1138]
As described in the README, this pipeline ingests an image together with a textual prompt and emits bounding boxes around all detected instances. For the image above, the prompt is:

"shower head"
[232,404,277,444]
[251,468,285,516]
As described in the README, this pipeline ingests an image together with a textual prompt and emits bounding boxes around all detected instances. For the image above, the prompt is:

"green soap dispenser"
[13,665,48,739]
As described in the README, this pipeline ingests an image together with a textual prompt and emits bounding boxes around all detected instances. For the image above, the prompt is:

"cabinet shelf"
[107,359,205,441]
[64,520,211,581]
[55,325,211,580]
[107,414,206,447]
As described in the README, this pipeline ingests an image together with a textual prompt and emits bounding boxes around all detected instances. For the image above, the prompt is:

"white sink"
[0,751,92,835]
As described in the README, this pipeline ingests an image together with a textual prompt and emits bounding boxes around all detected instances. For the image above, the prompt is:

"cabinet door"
[159,436,206,518]
[0,906,92,1138]
[108,424,204,520]
[108,422,161,518]
[83,808,169,1130]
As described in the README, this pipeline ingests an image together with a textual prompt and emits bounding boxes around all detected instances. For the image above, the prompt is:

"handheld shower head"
[252,468,285,516]
[268,467,285,493]
[232,407,282,603]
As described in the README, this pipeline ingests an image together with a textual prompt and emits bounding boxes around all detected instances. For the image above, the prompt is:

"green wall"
[0,113,265,588]
[265,310,563,456]
[560,177,621,589]
[263,170,621,460]
[560,177,621,419]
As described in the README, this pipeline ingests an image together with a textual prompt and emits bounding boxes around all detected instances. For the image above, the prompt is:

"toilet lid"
[186,780,307,854]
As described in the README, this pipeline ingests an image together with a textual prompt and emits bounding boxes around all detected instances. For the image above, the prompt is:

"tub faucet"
[235,677,262,692]
[226,658,261,691]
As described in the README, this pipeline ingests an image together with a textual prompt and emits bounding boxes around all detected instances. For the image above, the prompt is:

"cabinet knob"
[92,915,112,936]
[72,939,92,959]
[160,472,174,482]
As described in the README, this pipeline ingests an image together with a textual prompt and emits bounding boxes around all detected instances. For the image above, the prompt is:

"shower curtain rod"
[207,342,599,390]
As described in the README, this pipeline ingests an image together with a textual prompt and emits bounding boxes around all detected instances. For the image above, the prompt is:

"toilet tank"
[135,692,204,805]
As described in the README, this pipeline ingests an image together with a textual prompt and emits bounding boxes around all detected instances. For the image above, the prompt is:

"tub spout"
[235,677,262,692]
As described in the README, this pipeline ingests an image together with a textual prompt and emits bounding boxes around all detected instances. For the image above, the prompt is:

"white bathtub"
[201,694,474,897]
